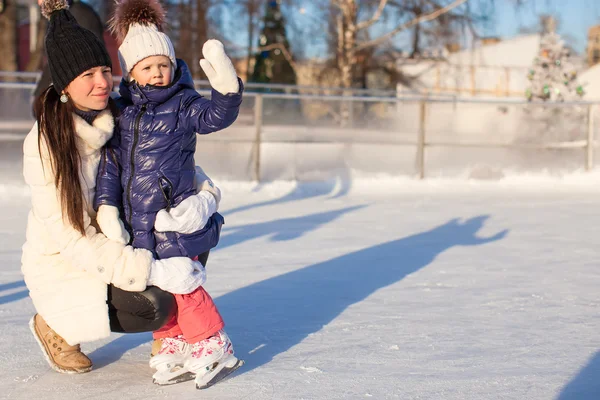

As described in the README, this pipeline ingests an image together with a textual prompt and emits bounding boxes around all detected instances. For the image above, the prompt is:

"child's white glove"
[195,165,221,205]
[154,166,221,234]
[155,192,218,234]
[147,257,206,294]
[199,39,240,95]
[97,205,130,244]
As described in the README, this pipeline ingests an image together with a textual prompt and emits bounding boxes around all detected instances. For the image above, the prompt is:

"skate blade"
[152,364,196,385]
[196,357,244,390]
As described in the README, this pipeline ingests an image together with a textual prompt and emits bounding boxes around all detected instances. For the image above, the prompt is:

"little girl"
[94,0,243,389]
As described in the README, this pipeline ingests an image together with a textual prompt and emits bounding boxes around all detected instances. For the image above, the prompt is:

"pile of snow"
[5,169,600,207]
[216,169,600,198]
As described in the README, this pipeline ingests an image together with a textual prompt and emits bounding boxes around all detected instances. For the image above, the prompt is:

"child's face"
[130,55,172,86]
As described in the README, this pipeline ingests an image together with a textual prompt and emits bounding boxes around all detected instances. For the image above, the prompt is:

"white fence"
[1,73,599,181]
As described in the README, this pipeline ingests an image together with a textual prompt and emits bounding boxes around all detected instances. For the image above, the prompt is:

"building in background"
[397,35,540,98]
[587,25,600,67]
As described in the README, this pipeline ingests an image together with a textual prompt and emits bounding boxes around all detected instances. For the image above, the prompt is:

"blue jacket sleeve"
[181,78,244,134]
[94,131,123,210]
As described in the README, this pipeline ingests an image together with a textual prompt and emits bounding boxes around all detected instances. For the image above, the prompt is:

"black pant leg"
[107,251,209,333]
[107,285,176,333]
[197,250,210,267]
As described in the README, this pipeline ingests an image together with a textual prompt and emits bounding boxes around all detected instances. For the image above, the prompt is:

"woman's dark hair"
[33,86,117,234]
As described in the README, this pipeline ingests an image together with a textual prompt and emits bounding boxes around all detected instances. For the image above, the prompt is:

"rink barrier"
[1,75,599,180]
[241,93,599,180]
[0,70,423,97]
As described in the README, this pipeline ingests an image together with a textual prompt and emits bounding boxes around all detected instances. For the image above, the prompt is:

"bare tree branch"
[354,0,469,52]
[256,43,299,73]
[356,0,389,30]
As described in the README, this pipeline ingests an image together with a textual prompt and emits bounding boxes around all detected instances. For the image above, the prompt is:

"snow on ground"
[1,168,600,399]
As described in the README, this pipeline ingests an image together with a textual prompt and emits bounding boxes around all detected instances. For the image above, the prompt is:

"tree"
[0,0,18,121]
[522,16,586,143]
[250,0,297,85]
[166,0,216,79]
[220,0,262,81]
[0,0,17,75]
[24,16,47,72]
[87,0,117,24]
[328,0,471,91]
[525,22,584,102]
[317,0,470,126]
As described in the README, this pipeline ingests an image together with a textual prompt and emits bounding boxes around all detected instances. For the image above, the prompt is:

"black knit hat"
[41,0,112,94]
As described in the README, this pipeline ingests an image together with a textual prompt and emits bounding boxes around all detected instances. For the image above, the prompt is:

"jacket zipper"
[126,105,146,227]
[158,175,174,212]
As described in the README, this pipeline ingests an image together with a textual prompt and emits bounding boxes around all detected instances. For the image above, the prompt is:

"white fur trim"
[72,109,114,151]
[118,23,176,78]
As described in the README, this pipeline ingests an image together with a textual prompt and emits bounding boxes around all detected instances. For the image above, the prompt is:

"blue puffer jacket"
[94,59,243,259]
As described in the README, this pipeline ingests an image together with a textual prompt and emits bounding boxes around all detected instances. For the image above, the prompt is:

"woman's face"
[64,66,113,111]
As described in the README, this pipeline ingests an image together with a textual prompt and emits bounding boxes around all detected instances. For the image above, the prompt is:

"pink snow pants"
[152,285,225,344]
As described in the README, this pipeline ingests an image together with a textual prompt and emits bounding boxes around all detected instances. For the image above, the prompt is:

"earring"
[60,93,68,103]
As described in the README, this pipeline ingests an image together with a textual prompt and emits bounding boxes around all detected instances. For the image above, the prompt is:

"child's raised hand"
[199,39,239,95]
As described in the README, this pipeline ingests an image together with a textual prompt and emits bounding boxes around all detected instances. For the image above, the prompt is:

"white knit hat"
[109,0,176,79]
[117,23,176,79]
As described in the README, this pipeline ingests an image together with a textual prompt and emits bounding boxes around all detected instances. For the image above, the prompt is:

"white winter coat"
[21,110,153,345]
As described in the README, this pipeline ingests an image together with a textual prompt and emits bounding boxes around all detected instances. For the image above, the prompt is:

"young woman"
[23,0,211,374]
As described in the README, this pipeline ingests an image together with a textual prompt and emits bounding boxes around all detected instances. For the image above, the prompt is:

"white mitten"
[97,205,130,244]
[154,192,217,234]
[199,39,240,95]
[195,165,222,206]
[147,257,206,294]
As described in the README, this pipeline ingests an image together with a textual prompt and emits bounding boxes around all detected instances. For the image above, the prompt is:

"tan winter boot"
[150,338,163,357]
[29,314,93,374]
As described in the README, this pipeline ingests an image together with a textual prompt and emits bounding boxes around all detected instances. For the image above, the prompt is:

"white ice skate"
[184,330,244,389]
[151,336,194,385]
[194,352,244,389]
